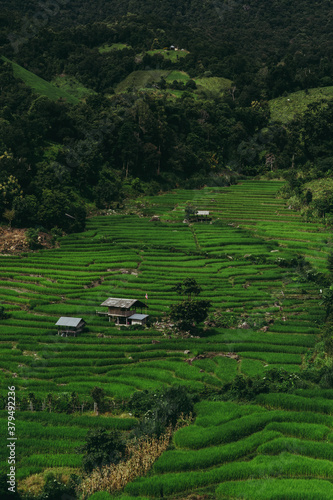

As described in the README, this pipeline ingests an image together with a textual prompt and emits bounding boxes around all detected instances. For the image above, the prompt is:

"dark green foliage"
[320,319,333,357]
[129,386,194,437]
[184,203,196,220]
[320,289,333,319]
[91,386,106,412]
[1,1,331,232]
[37,190,86,232]
[0,473,21,500]
[218,368,308,401]
[170,278,210,331]
[37,472,78,500]
[93,168,124,209]
[328,252,333,275]
[171,278,202,299]
[76,428,126,473]
[25,228,42,250]
[128,390,155,418]
[12,195,38,227]
[305,189,313,205]
[170,298,211,331]
[0,306,9,320]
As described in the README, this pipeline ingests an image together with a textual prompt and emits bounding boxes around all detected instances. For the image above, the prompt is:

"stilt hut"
[56,317,86,337]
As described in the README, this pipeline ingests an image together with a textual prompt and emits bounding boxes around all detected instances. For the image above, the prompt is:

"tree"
[0,306,8,320]
[130,386,194,437]
[170,278,211,332]
[320,287,333,319]
[170,299,211,331]
[37,472,76,500]
[12,195,38,227]
[171,277,202,299]
[38,189,86,232]
[91,386,106,413]
[77,428,126,473]
[184,203,196,221]
[93,167,124,209]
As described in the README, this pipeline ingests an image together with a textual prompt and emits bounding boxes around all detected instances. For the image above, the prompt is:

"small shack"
[97,297,148,326]
[56,317,86,337]
[189,210,212,223]
[128,313,149,326]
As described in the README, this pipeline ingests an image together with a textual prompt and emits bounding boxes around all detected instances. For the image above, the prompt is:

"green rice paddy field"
[0,180,332,498]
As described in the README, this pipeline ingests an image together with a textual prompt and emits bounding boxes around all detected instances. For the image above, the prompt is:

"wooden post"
[94,402,99,416]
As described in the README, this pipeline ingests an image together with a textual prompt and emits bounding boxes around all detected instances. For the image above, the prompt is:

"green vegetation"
[1,57,80,104]
[145,48,189,62]
[1,0,333,496]
[195,76,232,93]
[51,75,97,99]
[114,70,169,93]
[77,428,126,473]
[216,479,333,499]
[269,86,333,123]
[99,43,131,53]
[0,180,332,498]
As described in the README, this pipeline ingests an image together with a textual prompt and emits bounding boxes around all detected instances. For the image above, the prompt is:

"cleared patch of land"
[145,48,189,62]
[99,43,132,53]
[51,74,97,99]
[269,85,333,123]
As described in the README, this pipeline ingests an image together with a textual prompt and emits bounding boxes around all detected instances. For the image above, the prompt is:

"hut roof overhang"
[100,298,146,309]
[56,317,84,327]
[129,313,149,320]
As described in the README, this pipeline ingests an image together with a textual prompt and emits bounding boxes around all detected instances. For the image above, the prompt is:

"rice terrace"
[1,179,333,499]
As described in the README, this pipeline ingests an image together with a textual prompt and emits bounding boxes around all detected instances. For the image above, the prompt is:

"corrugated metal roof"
[129,314,149,320]
[56,317,83,327]
[197,211,210,215]
[100,298,146,308]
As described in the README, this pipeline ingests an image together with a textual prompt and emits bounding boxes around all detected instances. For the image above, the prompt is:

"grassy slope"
[2,57,79,104]
[115,70,170,93]
[51,75,97,99]
[195,76,232,93]
[99,43,132,53]
[269,86,333,123]
[145,48,189,62]
[115,69,231,94]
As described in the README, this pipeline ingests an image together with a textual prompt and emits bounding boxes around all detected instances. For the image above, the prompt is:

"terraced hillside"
[1,57,80,104]
[0,180,332,497]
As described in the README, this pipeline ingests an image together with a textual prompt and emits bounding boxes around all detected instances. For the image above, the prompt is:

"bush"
[37,472,78,500]
[0,305,9,319]
[25,228,42,250]
[0,473,21,500]
[76,428,126,473]
[130,386,195,437]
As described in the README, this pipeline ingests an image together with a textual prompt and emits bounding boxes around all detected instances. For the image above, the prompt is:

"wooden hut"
[97,297,148,326]
[56,317,86,337]
[188,210,212,223]
[128,313,149,326]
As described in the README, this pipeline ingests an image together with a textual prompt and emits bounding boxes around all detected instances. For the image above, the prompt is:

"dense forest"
[0,0,333,232]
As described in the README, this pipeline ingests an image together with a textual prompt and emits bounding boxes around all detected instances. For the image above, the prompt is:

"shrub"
[37,472,78,500]
[76,428,126,473]
[130,386,195,438]
[25,228,42,250]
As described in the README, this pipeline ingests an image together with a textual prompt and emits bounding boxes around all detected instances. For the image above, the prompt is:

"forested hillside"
[0,0,333,232]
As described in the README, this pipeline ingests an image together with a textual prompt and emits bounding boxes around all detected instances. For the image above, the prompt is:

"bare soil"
[0,227,54,254]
